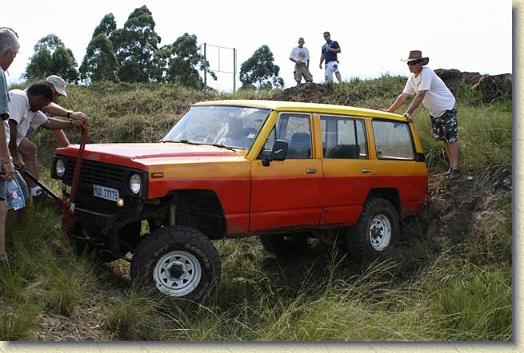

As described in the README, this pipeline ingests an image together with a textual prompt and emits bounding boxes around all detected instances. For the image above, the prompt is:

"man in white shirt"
[289,37,313,85]
[386,50,460,178]
[18,75,87,200]
[7,81,83,183]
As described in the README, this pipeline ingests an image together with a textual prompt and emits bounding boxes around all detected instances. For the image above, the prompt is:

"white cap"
[45,75,67,97]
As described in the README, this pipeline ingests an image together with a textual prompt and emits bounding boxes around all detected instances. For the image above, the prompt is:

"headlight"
[56,159,65,178]
[129,174,142,194]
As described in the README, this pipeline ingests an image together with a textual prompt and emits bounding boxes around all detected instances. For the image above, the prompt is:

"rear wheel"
[130,226,220,302]
[342,197,398,261]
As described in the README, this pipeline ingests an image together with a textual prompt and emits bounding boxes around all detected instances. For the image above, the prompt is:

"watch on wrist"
[67,111,72,119]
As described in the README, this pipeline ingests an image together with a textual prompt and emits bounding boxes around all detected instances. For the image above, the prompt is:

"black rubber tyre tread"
[259,233,308,257]
[130,225,221,303]
[344,197,398,261]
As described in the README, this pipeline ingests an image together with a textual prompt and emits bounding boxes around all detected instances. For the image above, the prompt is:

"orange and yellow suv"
[52,100,428,302]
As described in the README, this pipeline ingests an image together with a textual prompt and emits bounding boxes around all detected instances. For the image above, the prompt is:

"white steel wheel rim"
[368,214,392,251]
[153,250,202,297]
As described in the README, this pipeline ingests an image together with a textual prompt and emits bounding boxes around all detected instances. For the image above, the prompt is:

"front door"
[250,112,323,233]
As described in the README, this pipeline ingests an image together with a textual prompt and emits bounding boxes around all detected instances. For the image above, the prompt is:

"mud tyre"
[130,226,221,303]
[342,197,398,261]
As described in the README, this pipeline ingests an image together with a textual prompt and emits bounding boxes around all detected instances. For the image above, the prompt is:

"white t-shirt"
[403,67,456,118]
[289,46,310,64]
[6,89,48,145]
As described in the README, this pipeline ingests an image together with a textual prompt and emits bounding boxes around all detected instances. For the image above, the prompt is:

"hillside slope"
[1,75,512,341]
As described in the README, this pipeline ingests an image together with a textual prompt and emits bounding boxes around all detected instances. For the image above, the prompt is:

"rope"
[62,122,89,234]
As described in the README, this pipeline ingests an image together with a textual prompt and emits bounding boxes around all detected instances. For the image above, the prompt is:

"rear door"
[319,115,373,225]
[250,112,323,232]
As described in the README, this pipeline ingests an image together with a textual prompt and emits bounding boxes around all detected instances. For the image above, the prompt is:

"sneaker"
[448,169,461,179]
[442,168,452,176]
[0,253,8,265]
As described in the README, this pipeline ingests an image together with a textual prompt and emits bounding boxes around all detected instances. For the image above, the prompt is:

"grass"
[0,76,512,341]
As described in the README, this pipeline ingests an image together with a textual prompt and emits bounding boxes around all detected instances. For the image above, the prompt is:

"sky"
[0,0,512,92]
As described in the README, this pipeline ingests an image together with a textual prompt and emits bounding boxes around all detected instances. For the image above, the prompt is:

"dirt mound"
[271,83,332,103]
[434,69,512,102]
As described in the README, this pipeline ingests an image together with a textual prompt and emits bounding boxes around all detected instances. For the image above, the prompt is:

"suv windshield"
[162,105,271,150]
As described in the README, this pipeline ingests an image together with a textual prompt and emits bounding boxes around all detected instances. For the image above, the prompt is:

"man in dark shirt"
[319,31,342,83]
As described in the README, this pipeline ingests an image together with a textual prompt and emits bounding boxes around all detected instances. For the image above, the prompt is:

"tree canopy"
[79,13,119,83]
[158,33,216,89]
[110,5,161,83]
[25,34,79,82]
[239,45,284,90]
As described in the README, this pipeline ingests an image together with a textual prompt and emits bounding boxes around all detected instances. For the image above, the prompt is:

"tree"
[92,13,117,38]
[239,45,284,90]
[79,13,119,83]
[79,34,119,83]
[25,34,79,82]
[110,5,161,82]
[159,33,216,88]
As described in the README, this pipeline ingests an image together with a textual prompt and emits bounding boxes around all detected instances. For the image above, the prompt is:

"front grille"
[63,159,126,186]
[56,156,147,214]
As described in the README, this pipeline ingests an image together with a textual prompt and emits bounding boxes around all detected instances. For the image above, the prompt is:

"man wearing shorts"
[319,31,341,83]
[289,37,313,85]
[386,50,460,178]
[0,28,19,264]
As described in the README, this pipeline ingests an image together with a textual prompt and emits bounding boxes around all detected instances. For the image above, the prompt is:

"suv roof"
[194,100,407,122]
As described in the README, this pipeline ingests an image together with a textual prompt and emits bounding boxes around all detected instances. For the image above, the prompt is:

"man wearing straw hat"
[385,50,460,179]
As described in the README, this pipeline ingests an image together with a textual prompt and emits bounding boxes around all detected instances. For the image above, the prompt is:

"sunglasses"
[407,60,422,66]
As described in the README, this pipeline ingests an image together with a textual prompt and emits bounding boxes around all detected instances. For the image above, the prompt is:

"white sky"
[0,0,512,91]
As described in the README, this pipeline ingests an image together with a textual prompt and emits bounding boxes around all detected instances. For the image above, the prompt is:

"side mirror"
[271,140,288,161]
[262,140,288,166]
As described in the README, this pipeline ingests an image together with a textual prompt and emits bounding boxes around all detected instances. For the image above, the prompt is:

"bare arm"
[386,93,410,113]
[7,120,23,170]
[41,117,82,131]
[405,90,427,116]
[319,54,325,68]
[42,102,88,122]
[51,129,70,147]
[0,121,13,180]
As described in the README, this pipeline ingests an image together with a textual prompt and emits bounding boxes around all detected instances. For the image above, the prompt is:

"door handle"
[306,168,317,174]
[361,168,372,174]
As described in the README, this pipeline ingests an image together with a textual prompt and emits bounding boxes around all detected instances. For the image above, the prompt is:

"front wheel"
[130,226,221,302]
[341,197,399,261]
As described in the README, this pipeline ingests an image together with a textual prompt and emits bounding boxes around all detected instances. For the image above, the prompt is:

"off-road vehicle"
[52,100,428,302]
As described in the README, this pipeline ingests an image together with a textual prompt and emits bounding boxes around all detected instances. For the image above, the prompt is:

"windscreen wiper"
[210,143,237,151]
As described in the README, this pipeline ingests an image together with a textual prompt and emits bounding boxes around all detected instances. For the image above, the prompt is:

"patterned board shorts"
[430,107,458,143]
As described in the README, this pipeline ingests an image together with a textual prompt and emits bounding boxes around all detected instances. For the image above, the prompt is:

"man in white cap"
[385,50,460,179]
[17,75,87,201]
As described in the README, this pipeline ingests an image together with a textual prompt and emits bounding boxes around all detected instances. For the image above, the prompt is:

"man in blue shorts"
[319,31,342,83]
[385,50,460,178]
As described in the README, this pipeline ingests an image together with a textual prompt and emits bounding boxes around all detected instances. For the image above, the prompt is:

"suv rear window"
[372,120,415,160]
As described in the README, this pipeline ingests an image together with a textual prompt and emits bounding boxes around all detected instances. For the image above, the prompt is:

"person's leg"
[294,64,302,85]
[0,179,7,262]
[335,71,342,83]
[325,62,334,83]
[18,138,43,199]
[445,141,460,170]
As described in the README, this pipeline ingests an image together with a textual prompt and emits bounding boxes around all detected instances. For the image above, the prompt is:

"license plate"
[93,184,119,202]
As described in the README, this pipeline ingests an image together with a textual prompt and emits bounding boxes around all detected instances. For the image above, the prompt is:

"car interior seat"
[288,132,311,158]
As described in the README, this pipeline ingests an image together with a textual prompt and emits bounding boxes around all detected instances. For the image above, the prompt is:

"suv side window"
[260,113,312,159]
[372,120,415,160]
[320,115,367,159]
